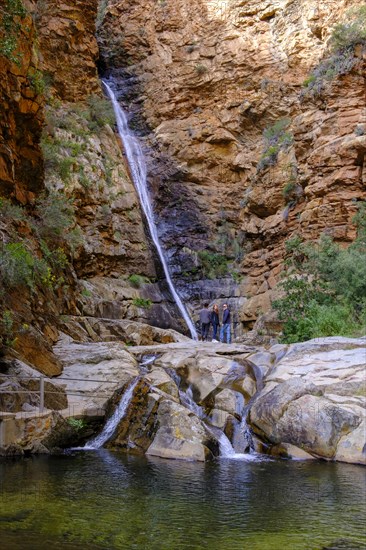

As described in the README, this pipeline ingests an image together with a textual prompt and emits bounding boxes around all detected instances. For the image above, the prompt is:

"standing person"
[210,304,220,343]
[220,303,231,344]
[199,303,211,341]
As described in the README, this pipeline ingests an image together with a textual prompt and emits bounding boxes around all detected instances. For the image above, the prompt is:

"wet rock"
[214,388,241,417]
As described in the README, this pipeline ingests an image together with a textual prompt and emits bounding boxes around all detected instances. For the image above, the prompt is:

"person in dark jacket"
[220,303,231,344]
[210,304,220,342]
[199,303,211,341]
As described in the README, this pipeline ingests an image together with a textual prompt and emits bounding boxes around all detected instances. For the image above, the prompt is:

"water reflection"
[0,452,365,549]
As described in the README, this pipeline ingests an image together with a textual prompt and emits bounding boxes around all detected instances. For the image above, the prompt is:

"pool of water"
[0,451,365,549]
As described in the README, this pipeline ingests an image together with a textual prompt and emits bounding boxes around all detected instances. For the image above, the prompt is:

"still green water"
[0,451,365,550]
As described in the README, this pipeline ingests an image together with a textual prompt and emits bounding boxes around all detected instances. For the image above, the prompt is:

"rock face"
[98,0,366,326]
[249,337,366,464]
[32,0,100,102]
[0,7,44,203]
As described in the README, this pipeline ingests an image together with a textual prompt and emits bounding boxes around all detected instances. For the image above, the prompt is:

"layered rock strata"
[98,0,366,326]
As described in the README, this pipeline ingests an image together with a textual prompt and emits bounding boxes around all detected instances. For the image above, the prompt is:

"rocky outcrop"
[98,0,366,326]
[1,334,364,464]
[31,0,100,102]
[58,315,190,346]
[249,337,366,464]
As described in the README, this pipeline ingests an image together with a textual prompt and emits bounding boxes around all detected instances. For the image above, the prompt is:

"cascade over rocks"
[2,332,364,466]
[0,0,366,469]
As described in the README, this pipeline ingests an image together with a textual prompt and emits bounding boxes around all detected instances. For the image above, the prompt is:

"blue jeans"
[201,322,210,341]
[212,323,219,340]
[220,323,231,344]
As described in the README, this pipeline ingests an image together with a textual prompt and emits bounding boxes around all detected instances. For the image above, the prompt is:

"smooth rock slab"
[249,338,366,464]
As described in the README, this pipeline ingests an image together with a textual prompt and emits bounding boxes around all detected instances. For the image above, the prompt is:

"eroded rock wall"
[98,0,366,326]
[0,4,44,203]
[0,0,187,374]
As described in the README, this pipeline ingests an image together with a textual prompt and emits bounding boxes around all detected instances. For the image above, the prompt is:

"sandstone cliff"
[0,0,184,374]
[98,0,366,327]
[1,0,366,367]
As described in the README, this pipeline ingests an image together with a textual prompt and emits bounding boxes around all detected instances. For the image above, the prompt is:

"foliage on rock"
[302,6,366,98]
[0,0,27,63]
[273,203,366,343]
[257,119,293,172]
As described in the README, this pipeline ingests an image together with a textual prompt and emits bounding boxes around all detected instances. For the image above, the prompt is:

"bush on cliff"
[273,203,366,343]
[302,6,366,98]
[257,118,293,172]
[0,0,27,63]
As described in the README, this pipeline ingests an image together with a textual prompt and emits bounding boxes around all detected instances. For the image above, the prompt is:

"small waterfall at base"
[85,378,139,450]
[232,405,254,454]
[103,80,198,340]
[165,368,205,419]
[165,367,263,461]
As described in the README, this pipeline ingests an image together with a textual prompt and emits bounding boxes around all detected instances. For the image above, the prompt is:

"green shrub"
[195,64,208,75]
[0,242,35,288]
[282,182,296,199]
[198,250,228,279]
[330,6,366,52]
[128,274,148,288]
[301,50,355,98]
[0,197,26,221]
[87,95,115,130]
[257,119,293,171]
[28,68,45,95]
[67,417,86,431]
[35,191,75,244]
[0,0,27,63]
[273,204,366,342]
[132,297,152,309]
[0,310,16,348]
[302,6,366,99]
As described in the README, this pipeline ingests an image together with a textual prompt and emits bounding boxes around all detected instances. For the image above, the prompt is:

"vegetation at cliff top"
[273,203,366,343]
[0,0,27,63]
[302,6,366,98]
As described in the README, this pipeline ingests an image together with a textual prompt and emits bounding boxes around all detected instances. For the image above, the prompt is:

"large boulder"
[146,399,216,461]
[249,338,366,464]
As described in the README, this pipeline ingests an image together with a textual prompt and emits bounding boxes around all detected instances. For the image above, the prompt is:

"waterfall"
[85,377,139,449]
[103,80,198,340]
[166,367,261,460]
[232,404,254,453]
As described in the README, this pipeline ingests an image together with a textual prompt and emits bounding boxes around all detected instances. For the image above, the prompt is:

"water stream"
[85,378,139,449]
[165,366,257,460]
[103,80,198,340]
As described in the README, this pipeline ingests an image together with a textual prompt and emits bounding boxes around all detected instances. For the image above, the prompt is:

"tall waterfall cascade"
[103,80,198,340]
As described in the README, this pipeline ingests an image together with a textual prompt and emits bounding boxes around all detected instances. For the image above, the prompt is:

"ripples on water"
[0,451,365,550]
